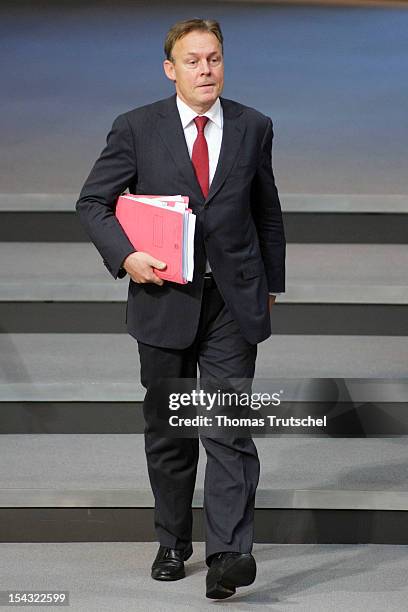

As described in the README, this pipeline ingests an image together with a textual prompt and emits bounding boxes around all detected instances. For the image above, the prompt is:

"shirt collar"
[176,95,223,130]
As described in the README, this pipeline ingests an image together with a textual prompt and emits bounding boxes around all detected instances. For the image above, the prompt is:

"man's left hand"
[268,295,276,311]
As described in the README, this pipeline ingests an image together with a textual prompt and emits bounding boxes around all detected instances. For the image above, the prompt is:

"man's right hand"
[122,252,167,286]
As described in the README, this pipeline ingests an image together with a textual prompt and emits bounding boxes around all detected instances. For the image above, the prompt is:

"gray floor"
[1,542,408,611]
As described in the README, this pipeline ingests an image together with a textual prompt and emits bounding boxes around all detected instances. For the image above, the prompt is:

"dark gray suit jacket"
[76,94,286,348]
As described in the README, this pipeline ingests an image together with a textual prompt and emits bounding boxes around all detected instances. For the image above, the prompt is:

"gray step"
[1,434,408,510]
[1,195,407,244]
[1,333,407,402]
[2,193,407,213]
[1,242,407,303]
[2,301,408,336]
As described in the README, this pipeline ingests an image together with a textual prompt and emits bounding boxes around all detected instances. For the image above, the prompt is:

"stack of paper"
[115,194,196,284]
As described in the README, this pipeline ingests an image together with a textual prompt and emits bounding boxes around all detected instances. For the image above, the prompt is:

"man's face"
[163,30,224,114]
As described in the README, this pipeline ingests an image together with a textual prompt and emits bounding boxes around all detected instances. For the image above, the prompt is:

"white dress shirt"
[176,95,280,296]
[176,95,223,188]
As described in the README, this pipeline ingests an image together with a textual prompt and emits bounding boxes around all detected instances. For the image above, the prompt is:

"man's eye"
[188,60,197,65]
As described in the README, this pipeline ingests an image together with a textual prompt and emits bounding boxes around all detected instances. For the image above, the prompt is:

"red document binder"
[115,194,195,284]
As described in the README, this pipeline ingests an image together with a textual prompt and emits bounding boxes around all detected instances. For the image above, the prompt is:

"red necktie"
[192,116,209,198]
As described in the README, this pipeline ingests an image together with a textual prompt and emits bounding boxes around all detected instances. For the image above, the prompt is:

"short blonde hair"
[164,18,223,61]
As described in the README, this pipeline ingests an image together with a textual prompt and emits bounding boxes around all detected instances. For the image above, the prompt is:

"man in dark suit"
[76,18,285,600]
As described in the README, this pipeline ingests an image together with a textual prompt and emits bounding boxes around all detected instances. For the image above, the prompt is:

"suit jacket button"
[203,203,209,209]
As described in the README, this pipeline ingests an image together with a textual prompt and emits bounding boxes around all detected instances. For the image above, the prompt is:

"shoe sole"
[206,555,256,599]
[151,569,185,581]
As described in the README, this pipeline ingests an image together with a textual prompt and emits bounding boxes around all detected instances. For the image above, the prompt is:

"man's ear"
[163,59,176,82]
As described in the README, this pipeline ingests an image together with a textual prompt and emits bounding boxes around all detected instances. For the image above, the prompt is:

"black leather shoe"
[151,545,193,581]
[206,552,256,599]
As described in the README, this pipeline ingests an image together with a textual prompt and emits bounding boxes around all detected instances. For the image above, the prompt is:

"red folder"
[115,194,193,284]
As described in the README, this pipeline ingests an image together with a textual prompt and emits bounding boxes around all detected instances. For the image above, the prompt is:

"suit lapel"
[154,95,204,202]
[154,94,246,204]
[206,97,246,204]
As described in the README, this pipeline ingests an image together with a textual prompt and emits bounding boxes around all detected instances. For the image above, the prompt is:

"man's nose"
[198,59,211,74]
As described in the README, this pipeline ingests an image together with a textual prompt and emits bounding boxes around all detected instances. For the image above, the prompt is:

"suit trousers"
[137,277,260,565]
